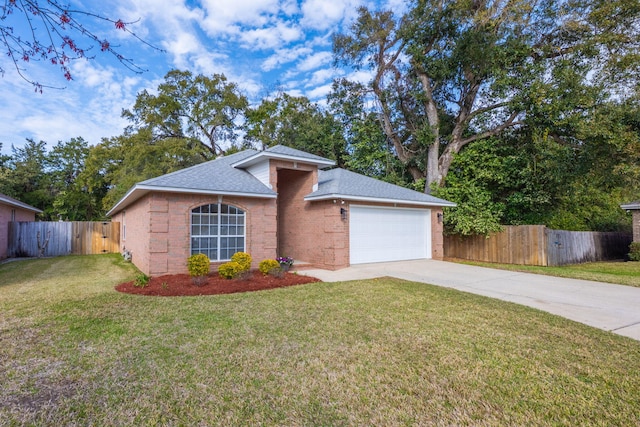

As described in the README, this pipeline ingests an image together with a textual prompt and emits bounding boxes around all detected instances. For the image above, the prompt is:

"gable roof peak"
[232,145,335,169]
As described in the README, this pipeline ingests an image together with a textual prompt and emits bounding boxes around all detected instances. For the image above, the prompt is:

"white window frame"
[190,203,246,261]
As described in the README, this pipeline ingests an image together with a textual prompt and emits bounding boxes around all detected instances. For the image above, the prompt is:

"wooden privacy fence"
[8,221,120,258]
[444,225,632,266]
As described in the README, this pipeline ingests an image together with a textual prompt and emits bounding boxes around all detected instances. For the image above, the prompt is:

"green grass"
[1,255,640,426]
[454,259,640,287]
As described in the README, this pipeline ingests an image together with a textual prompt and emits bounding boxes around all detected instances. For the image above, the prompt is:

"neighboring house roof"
[108,145,455,216]
[305,168,456,207]
[621,201,640,210]
[0,193,42,213]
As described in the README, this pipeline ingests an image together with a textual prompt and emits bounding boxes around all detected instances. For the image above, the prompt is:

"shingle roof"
[137,150,274,196]
[307,168,456,207]
[107,150,277,216]
[108,147,455,216]
[0,193,42,213]
[232,144,335,168]
[621,200,640,210]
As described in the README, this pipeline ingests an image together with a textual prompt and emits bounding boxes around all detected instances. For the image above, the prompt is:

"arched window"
[191,203,245,261]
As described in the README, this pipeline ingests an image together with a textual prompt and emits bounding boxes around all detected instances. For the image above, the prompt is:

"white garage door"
[349,205,431,264]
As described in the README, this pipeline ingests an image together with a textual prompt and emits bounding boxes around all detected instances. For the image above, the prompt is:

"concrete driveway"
[300,259,640,342]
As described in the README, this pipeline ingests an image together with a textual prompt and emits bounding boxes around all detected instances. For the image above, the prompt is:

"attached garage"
[349,205,431,264]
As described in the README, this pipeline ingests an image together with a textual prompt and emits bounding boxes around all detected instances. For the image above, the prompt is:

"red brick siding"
[430,207,444,260]
[112,196,151,274]
[112,192,277,275]
[0,204,37,259]
[633,211,640,243]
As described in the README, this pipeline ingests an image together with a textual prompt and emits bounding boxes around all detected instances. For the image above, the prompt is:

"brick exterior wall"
[113,192,276,276]
[273,163,349,270]
[0,203,37,260]
[431,207,445,260]
[634,211,640,243]
[110,156,448,273]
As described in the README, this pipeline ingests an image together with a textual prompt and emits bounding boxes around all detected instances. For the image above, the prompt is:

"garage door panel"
[349,206,431,264]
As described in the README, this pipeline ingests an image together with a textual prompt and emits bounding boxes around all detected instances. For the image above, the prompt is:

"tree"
[326,78,404,182]
[122,70,249,159]
[244,92,347,166]
[47,137,103,220]
[0,0,162,91]
[334,0,640,193]
[0,139,52,216]
[81,129,205,213]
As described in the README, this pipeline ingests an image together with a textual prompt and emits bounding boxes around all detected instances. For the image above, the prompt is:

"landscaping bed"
[115,270,321,296]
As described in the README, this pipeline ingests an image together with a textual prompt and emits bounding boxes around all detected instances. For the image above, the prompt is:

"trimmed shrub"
[629,242,640,261]
[231,252,252,272]
[187,254,210,277]
[134,273,150,288]
[259,259,280,275]
[218,261,243,279]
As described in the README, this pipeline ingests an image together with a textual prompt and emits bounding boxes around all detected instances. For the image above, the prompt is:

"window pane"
[192,215,201,225]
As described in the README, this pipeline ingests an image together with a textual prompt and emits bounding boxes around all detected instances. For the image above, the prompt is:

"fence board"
[8,222,120,257]
[444,225,631,266]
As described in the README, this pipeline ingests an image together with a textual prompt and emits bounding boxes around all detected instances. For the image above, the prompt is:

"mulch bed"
[115,270,321,296]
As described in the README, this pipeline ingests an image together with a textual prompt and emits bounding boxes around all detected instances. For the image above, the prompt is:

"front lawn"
[454,259,640,287]
[1,255,639,426]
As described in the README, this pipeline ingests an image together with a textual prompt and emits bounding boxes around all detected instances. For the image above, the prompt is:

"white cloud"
[305,82,333,100]
[301,0,362,30]
[297,51,333,71]
[239,22,304,50]
[262,45,314,71]
[199,0,281,34]
[304,68,340,87]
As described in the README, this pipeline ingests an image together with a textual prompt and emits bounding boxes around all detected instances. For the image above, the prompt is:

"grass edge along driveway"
[1,254,639,426]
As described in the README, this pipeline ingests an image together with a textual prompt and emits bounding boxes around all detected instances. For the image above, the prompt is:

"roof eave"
[107,184,277,217]
[0,196,43,213]
[304,193,457,207]
[232,152,335,169]
[621,202,640,210]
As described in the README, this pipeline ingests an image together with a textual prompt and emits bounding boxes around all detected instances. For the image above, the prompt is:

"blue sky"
[0,0,402,155]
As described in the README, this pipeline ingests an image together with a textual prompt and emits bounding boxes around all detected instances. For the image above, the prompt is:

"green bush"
[259,259,280,275]
[629,242,640,261]
[187,253,210,277]
[218,261,243,279]
[231,252,252,272]
[134,273,150,288]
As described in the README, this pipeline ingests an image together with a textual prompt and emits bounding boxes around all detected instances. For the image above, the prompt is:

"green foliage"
[82,129,205,213]
[629,243,640,262]
[333,0,640,191]
[230,252,252,272]
[187,254,210,277]
[434,183,504,236]
[134,273,150,288]
[122,69,249,158]
[244,92,347,166]
[218,262,243,280]
[259,259,281,275]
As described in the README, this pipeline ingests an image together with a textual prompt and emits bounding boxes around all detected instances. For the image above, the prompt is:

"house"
[107,145,456,275]
[621,201,640,242]
[0,193,42,260]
